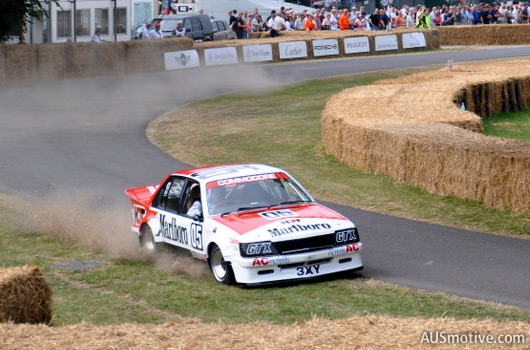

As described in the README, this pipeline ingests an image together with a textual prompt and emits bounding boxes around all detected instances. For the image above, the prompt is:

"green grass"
[483,107,530,143]
[149,68,530,237]
[2,225,530,327]
[50,275,164,325]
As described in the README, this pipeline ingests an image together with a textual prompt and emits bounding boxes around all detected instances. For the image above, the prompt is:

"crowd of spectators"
[226,1,530,36]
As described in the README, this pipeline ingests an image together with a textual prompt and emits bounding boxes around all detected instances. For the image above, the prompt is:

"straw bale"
[63,42,126,78]
[0,266,52,325]
[94,42,126,76]
[0,37,192,85]
[122,37,193,74]
[1,315,528,349]
[0,47,6,82]
[62,42,92,78]
[5,24,530,85]
[0,44,39,84]
[322,59,530,214]
[0,29,438,84]
[36,44,66,81]
[437,24,530,46]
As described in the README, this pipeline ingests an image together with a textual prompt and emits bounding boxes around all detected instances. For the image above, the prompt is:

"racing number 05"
[190,223,203,250]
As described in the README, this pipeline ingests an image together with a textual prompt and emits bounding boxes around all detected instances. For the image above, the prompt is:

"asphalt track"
[1,46,530,308]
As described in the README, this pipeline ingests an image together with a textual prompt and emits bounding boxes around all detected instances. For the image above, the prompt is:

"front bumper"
[229,243,363,284]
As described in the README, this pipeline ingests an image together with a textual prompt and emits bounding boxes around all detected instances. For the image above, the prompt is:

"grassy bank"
[147,68,530,236]
[483,107,530,143]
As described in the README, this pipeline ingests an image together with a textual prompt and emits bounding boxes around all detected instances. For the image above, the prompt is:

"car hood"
[211,203,352,240]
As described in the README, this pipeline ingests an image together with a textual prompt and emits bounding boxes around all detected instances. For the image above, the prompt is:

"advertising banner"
[312,39,339,57]
[375,35,399,51]
[279,41,308,59]
[243,44,273,62]
[344,37,370,54]
[204,47,239,66]
[402,32,427,49]
[164,50,201,70]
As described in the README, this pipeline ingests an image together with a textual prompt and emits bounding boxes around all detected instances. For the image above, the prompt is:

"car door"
[212,21,221,40]
[151,176,204,255]
[151,176,191,249]
[212,21,220,40]
[183,18,192,38]
[190,17,203,40]
[215,21,228,40]
[179,180,205,255]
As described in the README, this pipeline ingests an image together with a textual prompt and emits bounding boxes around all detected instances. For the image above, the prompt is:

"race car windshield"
[206,173,312,216]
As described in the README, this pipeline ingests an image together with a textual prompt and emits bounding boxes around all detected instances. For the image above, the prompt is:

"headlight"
[239,241,279,257]
[334,228,360,245]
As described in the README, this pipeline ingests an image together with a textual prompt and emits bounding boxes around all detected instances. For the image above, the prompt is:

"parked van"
[152,14,214,41]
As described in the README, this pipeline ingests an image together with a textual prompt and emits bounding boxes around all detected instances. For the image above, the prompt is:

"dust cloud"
[1,58,284,281]
[4,191,209,279]
[154,252,209,278]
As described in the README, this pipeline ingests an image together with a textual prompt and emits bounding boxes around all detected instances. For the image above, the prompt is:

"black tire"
[208,244,234,285]
[139,226,158,253]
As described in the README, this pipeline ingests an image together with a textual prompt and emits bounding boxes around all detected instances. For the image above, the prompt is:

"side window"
[191,17,202,31]
[213,21,219,31]
[221,22,227,31]
[183,18,192,32]
[182,181,203,219]
[155,177,185,213]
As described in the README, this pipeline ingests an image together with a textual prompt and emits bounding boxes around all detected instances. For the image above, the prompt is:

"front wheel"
[208,244,234,285]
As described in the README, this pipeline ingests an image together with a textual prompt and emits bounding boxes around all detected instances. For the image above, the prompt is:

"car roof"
[171,163,286,182]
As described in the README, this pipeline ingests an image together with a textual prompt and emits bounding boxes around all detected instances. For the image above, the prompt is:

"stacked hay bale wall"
[437,24,530,46]
[322,59,530,214]
[2,24,530,84]
[0,37,193,85]
[456,79,530,118]
[0,266,52,325]
[1,30,435,85]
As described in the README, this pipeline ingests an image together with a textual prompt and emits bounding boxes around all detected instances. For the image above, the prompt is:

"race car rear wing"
[124,185,158,208]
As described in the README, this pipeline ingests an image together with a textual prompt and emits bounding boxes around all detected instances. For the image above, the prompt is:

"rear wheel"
[208,244,234,285]
[139,226,158,253]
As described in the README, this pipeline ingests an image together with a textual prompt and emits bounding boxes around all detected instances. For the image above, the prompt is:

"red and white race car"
[125,164,363,284]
